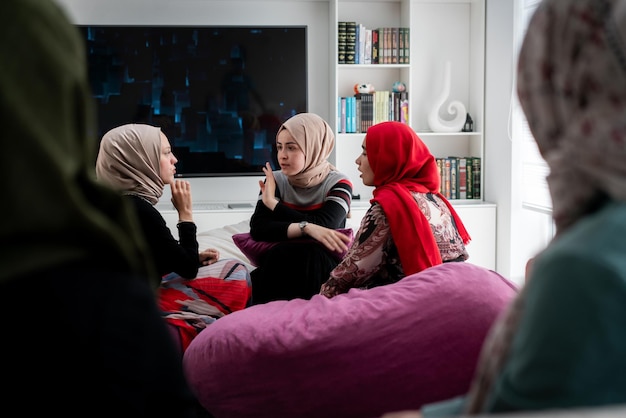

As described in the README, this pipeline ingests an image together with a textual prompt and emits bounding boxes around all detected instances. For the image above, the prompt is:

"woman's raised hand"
[259,162,279,211]
[171,179,193,222]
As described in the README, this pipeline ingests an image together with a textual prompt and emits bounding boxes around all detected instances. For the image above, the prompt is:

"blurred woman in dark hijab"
[0,0,198,415]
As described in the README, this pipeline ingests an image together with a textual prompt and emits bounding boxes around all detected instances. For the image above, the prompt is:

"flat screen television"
[78,25,308,176]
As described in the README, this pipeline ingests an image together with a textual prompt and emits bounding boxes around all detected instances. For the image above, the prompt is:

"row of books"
[337,91,409,134]
[437,156,482,200]
[338,22,410,65]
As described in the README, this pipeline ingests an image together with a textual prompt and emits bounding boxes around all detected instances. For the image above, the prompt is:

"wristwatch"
[299,221,308,236]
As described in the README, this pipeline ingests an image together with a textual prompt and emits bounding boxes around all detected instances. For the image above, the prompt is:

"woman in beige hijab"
[96,123,251,353]
[0,0,198,415]
[249,112,353,304]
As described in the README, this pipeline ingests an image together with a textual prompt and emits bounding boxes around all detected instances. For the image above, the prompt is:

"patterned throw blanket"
[159,258,252,352]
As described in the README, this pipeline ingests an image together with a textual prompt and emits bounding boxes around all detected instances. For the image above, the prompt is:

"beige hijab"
[0,0,155,284]
[277,113,336,188]
[465,0,626,412]
[96,124,165,205]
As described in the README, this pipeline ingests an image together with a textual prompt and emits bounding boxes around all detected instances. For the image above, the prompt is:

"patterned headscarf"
[464,0,626,412]
[0,0,155,284]
[277,113,336,188]
[96,124,165,205]
[368,121,470,275]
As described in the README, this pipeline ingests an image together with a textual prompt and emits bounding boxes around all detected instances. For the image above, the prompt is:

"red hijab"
[368,121,470,275]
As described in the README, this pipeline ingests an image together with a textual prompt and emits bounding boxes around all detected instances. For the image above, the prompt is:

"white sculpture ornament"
[427,60,467,133]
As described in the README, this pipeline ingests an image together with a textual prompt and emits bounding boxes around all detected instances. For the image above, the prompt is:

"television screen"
[78,25,308,176]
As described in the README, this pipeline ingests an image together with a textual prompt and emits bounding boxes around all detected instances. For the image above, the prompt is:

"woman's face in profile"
[356,137,374,186]
[159,132,178,185]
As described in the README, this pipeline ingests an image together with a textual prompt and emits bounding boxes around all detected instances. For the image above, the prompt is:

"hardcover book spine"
[458,157,467,199]
[444,157,451,199]
[472,157,481,199]
[345,22,357,64]
[436,158,444,194]
[338,21,347,64]
[449,156,458,199]
[403,27,410,64]
[383,27,390,64]
[466,157,474,199]
[356,93,374,132]
[371,29,380,65]
[391,27,399,64]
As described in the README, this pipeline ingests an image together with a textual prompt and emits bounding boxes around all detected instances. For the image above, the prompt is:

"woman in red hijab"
[320,121,470,297]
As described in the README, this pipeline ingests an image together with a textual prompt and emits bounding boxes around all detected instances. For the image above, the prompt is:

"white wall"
[55,0,331,203]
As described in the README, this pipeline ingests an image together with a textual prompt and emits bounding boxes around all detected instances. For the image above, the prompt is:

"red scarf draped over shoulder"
[368,122,470,275]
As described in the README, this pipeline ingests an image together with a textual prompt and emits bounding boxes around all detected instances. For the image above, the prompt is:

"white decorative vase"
[427,60,467,133]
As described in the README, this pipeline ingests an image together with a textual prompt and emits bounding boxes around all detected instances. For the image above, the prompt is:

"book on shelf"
[348,96,357,133]
[357,23,366,64]
[340,97,347,133]
[380,27,391,64]
[466,157,474,199]
[345,21,357,64]
[443,158,451,198]
[371,28,380,64]
[400,91,409,124]
[458,157,468,199]
[449,157,458,199]
[364,29,372,65]
[337,24,408,65]
[355,93,373,133]
[391,27,399,64]
[472,157,481,200]
[373,90,390,124]
[399,27,410,64]
[436,156,481,200]
[338,21,347,64]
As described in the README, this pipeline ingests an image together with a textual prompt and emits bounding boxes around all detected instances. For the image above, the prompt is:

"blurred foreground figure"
[0,0,199,415]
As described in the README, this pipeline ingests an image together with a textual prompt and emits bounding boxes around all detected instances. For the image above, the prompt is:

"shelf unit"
[330,0,494,269]
[331,0,486,204]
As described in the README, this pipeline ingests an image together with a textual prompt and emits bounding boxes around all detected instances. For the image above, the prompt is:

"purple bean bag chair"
[183,262,518,418]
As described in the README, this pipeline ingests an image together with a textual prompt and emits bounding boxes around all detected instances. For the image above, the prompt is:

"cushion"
[183,262,518,418]
[196,220,255,271]
[232,228,354,267]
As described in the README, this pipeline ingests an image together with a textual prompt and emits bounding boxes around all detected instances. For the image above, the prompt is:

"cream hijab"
[465,0,626,412]
[96,124,165,205]
[277,113,336,188]
[0,0,155,284]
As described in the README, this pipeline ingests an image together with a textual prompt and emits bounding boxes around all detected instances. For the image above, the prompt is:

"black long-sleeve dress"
[249,171,352,304]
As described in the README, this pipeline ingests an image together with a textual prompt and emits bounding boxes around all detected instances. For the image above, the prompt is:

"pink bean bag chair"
[183,262,518,418]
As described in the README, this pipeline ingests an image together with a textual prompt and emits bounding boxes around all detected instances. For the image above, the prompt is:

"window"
[512,0,551,212]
